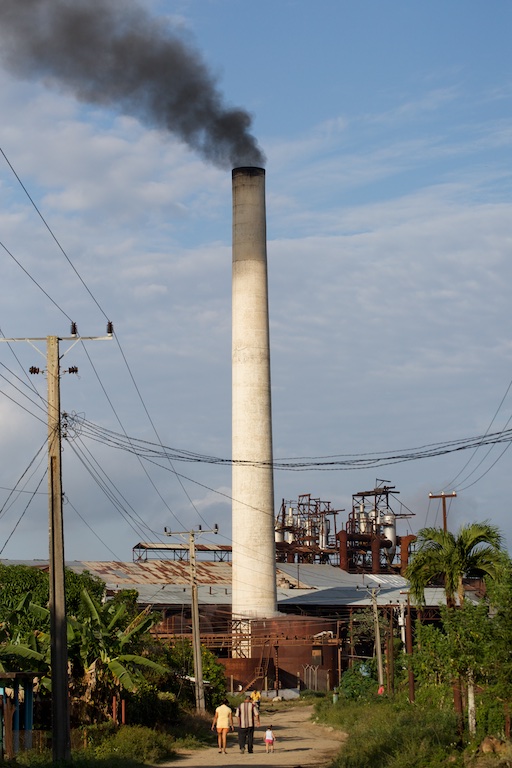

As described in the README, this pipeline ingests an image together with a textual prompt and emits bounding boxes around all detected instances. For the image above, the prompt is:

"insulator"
[68,366,78,374]
[70,321,78,336]
[106,320,114,335]
[29,366,40,374]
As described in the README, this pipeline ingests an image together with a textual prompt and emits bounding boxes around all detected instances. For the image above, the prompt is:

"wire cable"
[0,147,106,321]
[0,437,48,520]
[65,497,123,560]
[0,468,47,556]
[0,238,73,322]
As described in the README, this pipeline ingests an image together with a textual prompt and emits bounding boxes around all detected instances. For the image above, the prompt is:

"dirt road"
[168,704,345,768]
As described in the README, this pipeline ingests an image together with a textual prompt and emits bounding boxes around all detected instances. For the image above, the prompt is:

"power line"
[74,415,512,471]
[0,468,47,556]
[0,146,107,320]
[0,438,48,521]
[66,497,123,561]
[443,372,512,491]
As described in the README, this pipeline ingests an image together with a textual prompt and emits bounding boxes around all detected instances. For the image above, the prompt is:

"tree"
[69,588,169,719]
[0,564,105,635]
[405,521,504,608]
[164,639,227,709]
[481,556,512,735]
[405,521,505,736]
[0,585,169,723]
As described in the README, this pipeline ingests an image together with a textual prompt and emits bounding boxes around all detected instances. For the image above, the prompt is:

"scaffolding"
[341,482,414,573]
[274,493,342,564]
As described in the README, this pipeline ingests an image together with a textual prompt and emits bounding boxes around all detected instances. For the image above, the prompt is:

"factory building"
[1,483,462,695]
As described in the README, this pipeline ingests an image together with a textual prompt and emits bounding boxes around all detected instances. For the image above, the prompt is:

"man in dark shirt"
[235,694,260,753]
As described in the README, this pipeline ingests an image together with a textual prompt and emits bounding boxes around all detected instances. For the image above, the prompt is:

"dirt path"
[167,704,345,768]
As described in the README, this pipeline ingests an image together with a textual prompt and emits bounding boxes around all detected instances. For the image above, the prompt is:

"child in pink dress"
[265,725,276,753]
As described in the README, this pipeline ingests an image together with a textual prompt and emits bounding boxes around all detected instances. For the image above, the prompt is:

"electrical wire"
[0,467,47,556]
[456,440,512,492]
[443,373,512,491]
[0,366,47,418]
[78,344,186,532]
[0,330,47,406]
[0,238,73,322]
[0,147,106,321]
[0,438,48,520]
[65,439,156,542]
[73,415,512,472]
[65,497,123,561]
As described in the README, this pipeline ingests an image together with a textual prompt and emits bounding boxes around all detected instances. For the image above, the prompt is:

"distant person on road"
[250,689,261,710]
[265,725,276,753]
[235,693,260,753]
[211,698,233,754]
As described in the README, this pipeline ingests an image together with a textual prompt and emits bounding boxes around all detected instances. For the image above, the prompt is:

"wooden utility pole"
[165,524,218,712]
[189,529,205,712]
[47,335,71,762]
[405,594,415,703]
[1,324,113,762]
[428,492,457,532]
[370,587,385,691]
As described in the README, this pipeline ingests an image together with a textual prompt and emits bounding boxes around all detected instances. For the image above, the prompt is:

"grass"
[315,694,463,768]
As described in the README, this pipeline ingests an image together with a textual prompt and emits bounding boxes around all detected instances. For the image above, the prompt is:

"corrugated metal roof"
[74,560,233,586]
[133,543,232,552]
[0,559,450,609]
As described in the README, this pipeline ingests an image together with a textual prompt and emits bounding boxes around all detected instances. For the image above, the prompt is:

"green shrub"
[124,687,179,727]
[82,721,118,747]
[475,691,507,741]
[15,755,146,768]
[92,725,177,763]
[316,695,461,768]
[339,661,378,700]
[300,689,326,699]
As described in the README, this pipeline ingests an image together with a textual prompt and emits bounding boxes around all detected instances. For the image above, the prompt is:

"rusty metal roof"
[0,559,454,609]
[73,560,233,586]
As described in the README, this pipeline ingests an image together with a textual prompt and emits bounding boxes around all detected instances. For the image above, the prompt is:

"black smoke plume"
[0,0,265,168]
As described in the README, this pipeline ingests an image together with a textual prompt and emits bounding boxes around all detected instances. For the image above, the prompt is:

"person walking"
[211,698,234,754]
[235,693,260,753]
[264,725,276,753]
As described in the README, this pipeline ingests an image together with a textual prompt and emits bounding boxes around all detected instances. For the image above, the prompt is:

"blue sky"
[1,0,512,562]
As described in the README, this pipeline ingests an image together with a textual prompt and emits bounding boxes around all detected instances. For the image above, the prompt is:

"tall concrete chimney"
[231,167,278,619]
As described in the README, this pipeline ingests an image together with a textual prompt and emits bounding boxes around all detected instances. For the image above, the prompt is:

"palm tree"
[405,521,504,608]
[405,520,505,736]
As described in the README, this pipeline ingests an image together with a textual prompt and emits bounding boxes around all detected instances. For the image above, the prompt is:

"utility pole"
[428,491,457,532]
[47,335,70,763]
[405,593,415,703]
[1,323,113,762]
[164,524,218,712]
[369,587,385,691]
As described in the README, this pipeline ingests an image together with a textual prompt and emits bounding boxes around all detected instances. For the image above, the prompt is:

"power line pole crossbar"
[429,491,457,533]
